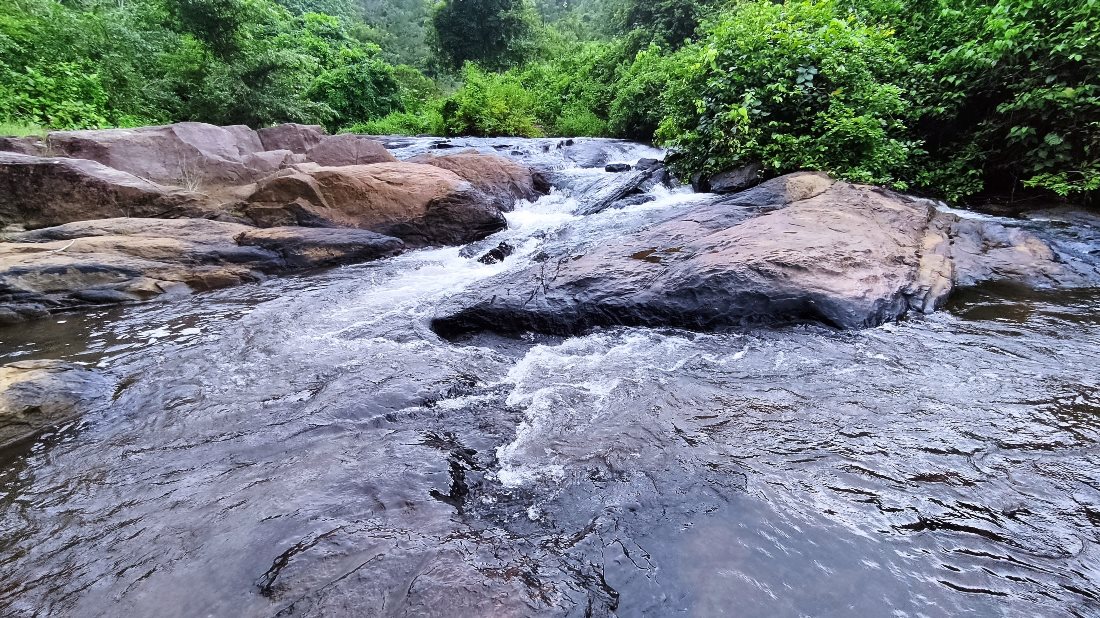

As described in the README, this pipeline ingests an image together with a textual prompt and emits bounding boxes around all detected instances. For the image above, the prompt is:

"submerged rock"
[476,242,515,264]
[604,163,632,173]
[0,360,112,448]
[431,173,1076,338]
[244,162,507,246]
[0,218,404,320]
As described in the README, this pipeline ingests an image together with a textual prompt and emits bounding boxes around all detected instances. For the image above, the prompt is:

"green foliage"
[431,0,537,71]
[608,44,688,140]
[309,58,402,130]
[617,0,719,47]
[440,64,542,136]
[656,0,914,186]
[900,0,1100,201]
[348,106,445,134]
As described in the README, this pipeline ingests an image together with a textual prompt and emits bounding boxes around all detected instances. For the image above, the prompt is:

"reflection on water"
[1,143,1099,616]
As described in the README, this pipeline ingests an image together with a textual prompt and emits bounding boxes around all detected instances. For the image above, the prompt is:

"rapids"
[1,139,1098,617]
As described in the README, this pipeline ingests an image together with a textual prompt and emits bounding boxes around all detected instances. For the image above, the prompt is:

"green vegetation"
[1,0,1097,204]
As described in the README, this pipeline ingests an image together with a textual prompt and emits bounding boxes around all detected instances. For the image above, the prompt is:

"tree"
[431,0,536,71]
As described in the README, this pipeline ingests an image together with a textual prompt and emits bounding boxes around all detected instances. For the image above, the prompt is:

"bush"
[440,64,542,137]
[608,44,689,141]
[348,106,445,135]
[656,0,915,187]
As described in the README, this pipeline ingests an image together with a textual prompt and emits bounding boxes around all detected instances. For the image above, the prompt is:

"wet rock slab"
[0,360,112,447]
[0,218,404,321]
[433,173,1080,337]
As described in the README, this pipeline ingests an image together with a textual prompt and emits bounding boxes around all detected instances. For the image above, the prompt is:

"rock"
[236,227,404,269]
[257,123,327,154]
[0,360,113,448]
[605,163,632,173]
[244,162,507,246]
[574,166,669,216]
[0,152,209,229]
[0,136,46,156]
[407,150,546,210]
[948,217,1077,287]
[634,158,662,171]
[305,134,398,167]
[47,122,267,186]
[563,141,611,168]
[476,242,515,264]
[691,162,762,194]
[0,218,404,320]
[607,194,657,210]
[433,172,1062,338]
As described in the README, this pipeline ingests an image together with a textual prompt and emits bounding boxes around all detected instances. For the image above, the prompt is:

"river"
[1,139,1098,616]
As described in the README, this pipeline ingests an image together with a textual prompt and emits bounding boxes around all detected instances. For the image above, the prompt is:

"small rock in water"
[635,158,663,171]
[605,163,632,173]
[477,242,515,264]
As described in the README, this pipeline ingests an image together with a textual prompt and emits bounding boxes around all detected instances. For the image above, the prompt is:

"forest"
[1,0,1097,204]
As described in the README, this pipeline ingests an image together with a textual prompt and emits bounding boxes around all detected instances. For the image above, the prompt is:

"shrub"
[657,0,915,187]
[440,64,542,137]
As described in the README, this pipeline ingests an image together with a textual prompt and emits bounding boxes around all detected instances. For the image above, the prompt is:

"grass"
[0,121,48,138]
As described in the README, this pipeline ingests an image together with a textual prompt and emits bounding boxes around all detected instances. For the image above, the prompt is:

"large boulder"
[430,173,1075,338]
[46,122,266,186]
[407,150,546,210]
[257,123,327,154]
[0,218,404,322]
[0,152,209,229]
[0,360,113,448]
[244,162,508,246]
[306,134,398,167]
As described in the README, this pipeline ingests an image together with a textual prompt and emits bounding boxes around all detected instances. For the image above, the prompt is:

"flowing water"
[1,139,1099,617]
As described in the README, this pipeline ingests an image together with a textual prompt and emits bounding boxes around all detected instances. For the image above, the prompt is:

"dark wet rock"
[243,162,506,246]
[432,172,1077,338]
[0,152,211,229]
[574,167,670,216]
[0,360,113,448]
[407,150,547,210]
[635,158,662,171]
[691,162,762,194]
[305,133,397,167]
[608,194,657,210]
[563,141,612,168]
[605,163,632,173]
[475,242,515,264]
[0,218,404,320]
[431,141,458,149]
[256,123,327,154]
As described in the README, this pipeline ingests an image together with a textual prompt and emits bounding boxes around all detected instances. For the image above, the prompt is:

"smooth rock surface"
[46,122,266,186]
[244,162,507,246]
[407,150,546,210]
[0,152,209,229]
[256,123,327,154]
[306,134,398,167]
[0,218,404,320]
[431,173,1072,337]
[0,360,112,447]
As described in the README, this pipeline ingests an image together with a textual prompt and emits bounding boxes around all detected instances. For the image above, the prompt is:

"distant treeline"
[1,0,1096,203]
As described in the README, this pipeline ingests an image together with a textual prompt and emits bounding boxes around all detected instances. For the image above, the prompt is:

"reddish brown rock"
[257,123,327,154]
[0,152,208,230]
[244,162,507,246]
[408,150,546,210]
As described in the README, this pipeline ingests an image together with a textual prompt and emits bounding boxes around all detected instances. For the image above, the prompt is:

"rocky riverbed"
[0,126,1098,616]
